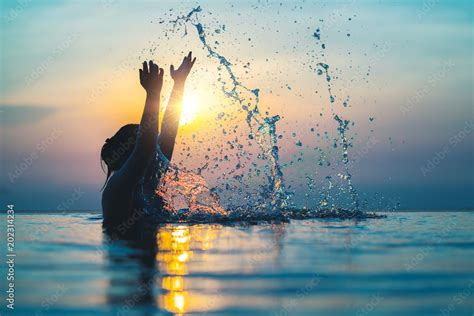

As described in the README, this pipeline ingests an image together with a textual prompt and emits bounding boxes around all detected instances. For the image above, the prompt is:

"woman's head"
[101,124,139,184]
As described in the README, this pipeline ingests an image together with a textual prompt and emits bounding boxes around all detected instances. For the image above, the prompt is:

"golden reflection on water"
[156,224,221,314]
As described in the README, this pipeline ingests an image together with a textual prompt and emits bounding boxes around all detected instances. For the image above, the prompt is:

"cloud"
[0,105,58,126]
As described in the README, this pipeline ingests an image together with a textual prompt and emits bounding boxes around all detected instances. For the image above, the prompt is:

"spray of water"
[162,6,289,215]
[313,27,361,211]
[145,6,383,221]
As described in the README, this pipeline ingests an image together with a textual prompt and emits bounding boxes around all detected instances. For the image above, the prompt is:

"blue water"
[1,211,473,315]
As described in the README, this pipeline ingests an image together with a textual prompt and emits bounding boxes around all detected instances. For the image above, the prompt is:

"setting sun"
[180,94,199,126]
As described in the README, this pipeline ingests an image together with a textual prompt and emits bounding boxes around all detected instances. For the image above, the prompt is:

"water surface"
[1,212,473,315]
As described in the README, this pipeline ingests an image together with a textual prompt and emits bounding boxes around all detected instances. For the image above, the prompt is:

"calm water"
[1,212,473,315]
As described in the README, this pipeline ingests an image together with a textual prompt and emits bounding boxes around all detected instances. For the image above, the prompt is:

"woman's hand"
[140,60,164,96]
[170,51,196,84]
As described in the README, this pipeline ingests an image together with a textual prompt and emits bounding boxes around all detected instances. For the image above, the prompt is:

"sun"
[180,94,199,126]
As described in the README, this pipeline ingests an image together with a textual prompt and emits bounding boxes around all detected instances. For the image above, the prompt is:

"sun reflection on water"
[156,224,220,314]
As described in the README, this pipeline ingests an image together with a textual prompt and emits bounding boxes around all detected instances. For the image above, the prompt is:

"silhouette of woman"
[100,52,196,231]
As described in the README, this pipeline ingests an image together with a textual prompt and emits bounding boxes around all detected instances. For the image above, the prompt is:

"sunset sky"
[1,0,472,211]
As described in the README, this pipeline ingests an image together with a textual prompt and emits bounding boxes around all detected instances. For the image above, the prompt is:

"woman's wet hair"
[100,124,139,188]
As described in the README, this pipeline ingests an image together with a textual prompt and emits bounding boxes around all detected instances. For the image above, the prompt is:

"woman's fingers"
[142,60,164,76]
[149,60,154,73]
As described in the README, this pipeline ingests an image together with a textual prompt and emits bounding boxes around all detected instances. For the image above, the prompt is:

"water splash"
[310,22,362,211]
[334,115,359,209]
[316,62,335,104]
[157,165,227,218]
[143,6,384,221]
[171,7,289,212]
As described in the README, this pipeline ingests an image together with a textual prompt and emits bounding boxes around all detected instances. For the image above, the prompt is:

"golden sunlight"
[156,224,223,314]
[158,225,192,313]
[180,94,199,126]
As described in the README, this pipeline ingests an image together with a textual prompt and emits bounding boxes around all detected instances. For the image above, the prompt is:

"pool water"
[1,211,473,315]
